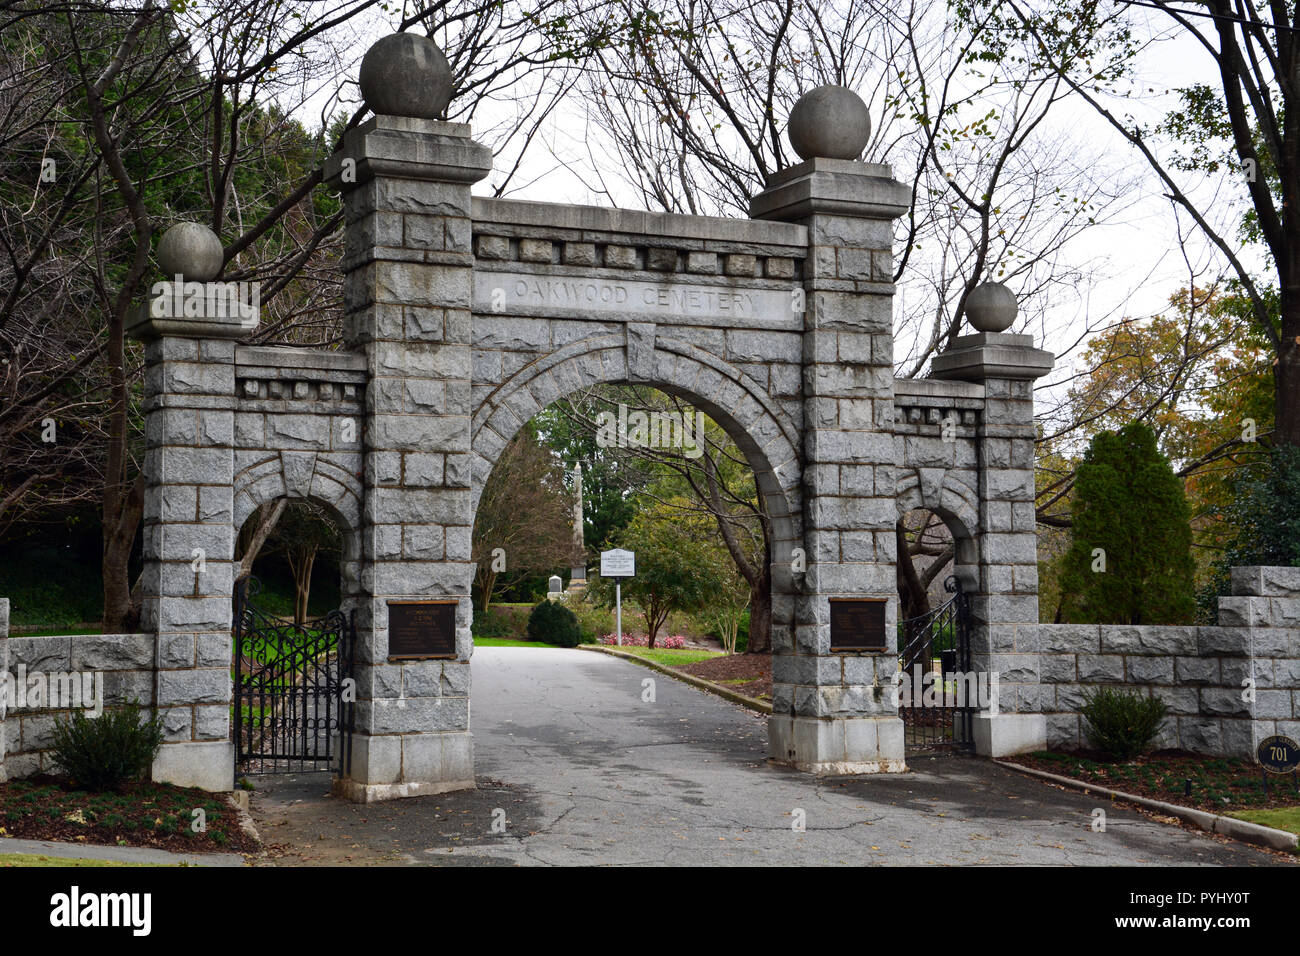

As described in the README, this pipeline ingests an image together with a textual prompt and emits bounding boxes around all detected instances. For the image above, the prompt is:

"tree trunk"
[896,522,932,664]
[1277,282,1300,448]
[102,477,144,632]
[237,499,286,584]
[895,522,930,621]
[101,519,135,632]
[291,548,316,626]
[85,24,155,635]
[700,450,771,655]
[100,297,141,632]
[475,567,498,612]
[644,595,668,648]
[746,561,772,654]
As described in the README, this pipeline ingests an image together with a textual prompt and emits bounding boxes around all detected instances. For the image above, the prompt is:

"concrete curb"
[578,645,773,716]
[997,760,1299,854]
[229,791,261,844]
[0,835,247,867]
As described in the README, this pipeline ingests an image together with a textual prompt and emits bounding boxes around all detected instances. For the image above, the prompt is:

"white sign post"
[600,548,635,646]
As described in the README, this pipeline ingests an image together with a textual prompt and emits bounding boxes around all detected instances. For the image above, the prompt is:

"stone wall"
[892,344,1053,755]
[0,599,7,781]
[751,158,912,772]
[0,625,156,780]
[322,114,491,801]
[230,345,366,545]
[469,196,809,455]
[1031,566,1300,756]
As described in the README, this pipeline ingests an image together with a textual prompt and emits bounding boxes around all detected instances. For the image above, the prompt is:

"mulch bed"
[0,776,258,854]
[1012,749,1300,813]
[674,653,771,701]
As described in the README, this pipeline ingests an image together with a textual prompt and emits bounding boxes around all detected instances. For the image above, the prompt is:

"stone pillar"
[0,597,8,783]
[931,324,1053,756]
[324,110,490,801]
[1218,565,1300,756]
[752,139,911,771]
[130,224,250,792]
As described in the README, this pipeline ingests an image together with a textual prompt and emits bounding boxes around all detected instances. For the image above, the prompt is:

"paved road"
[249,647,1288,866]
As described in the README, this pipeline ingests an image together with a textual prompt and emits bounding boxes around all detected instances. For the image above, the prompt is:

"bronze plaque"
[387,600,457,660]
[829,598,887,652]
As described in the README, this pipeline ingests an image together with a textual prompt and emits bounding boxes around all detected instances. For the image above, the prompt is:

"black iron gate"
[898,575,974,751]
[233,577,355,775]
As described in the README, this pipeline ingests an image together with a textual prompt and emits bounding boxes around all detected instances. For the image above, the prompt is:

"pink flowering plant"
[598,633,687,649]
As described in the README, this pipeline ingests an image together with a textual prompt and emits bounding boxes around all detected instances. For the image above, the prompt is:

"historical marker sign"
[387,600,457,660]
[829,598,888,652]
[1257,734,1300,774]
[600,548,635,577]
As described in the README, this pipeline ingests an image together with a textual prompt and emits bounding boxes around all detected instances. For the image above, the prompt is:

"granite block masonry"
[0,40,1079,798]
[751,157,912,772]
[1034,566,1300,755]
[321,112,491,802]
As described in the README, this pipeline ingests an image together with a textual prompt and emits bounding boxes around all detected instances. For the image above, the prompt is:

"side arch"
[894,467,980,568]
[232,450,364,569]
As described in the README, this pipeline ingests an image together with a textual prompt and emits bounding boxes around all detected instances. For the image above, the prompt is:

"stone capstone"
[359,33,453,120]
[787,85,872,161]
[156,221,224,281]
[966,281,1018,333]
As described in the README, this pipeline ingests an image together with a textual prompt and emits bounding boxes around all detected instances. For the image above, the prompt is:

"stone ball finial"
[157,221,223,281]
[787,85,872,161]
[359,33,452,120]
[966,281,1018,333]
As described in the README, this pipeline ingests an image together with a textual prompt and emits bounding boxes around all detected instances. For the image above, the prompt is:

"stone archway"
[118,36,1058,799]
[465,334,805,674]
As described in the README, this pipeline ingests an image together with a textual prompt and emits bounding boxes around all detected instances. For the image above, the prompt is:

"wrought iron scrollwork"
[233,576,355,776]
[898,570,975,752]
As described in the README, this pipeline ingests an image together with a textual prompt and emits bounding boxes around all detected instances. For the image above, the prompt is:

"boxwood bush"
[1081,688,1167,761]
[526,598,581,647]
[51,700,165,791]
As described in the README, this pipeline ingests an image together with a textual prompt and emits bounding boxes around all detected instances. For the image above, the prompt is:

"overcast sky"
[267,2,1266,421]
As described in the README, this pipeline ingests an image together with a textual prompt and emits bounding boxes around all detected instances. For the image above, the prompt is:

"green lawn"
[608,646,725,667]
[1227,806,1300,839]
[0,853,160,867]
[473,637,556,648]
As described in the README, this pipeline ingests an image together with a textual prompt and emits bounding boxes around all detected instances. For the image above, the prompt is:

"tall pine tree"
[1060,422,1195,625]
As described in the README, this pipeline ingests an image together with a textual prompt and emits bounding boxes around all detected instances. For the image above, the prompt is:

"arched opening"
[473,383,785,652]
[237,499,344,623]
[896,506,977,624]
[468,354,800,768]
[896,503,979,752]
[470,338,802,654]
[231,496,359,777]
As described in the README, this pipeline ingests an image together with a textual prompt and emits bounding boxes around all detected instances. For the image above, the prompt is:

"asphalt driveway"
[248,647,1287,866]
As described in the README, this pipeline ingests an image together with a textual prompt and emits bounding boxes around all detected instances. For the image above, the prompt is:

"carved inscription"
[472,271,798,326]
